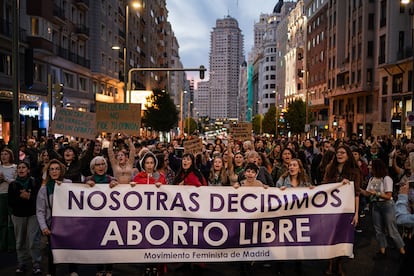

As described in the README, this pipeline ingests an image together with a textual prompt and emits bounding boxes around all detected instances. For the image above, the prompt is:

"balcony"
[397,47,413,60]
[53,4,66,24]
[75,24,89,39]
[0,19,27,41]
[75,0,89,10]
[56,46,90,68]
[27,36,53,53]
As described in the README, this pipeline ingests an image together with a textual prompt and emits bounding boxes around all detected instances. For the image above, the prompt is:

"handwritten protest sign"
[371,122,390,137]
[51,183,355,264]
[50,108,96,140]
[183,138,202,154]
[230,122,252,141]
[96,103,141,135]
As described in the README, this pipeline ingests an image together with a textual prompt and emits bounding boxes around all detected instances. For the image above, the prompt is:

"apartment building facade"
[0,0,182,141]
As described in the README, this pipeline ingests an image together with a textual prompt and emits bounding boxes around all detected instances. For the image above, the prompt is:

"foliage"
[284,99,306,135]
[252,114,262,134]
[143,89,179,132]
[263,105,276,134]
[184,117,198,135]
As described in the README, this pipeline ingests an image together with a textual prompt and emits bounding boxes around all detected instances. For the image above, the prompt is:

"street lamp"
[273,90,279,138]
[187,100,193,135]
[401,0,414,137]
[180,90,187,136]
[124,1,141,103]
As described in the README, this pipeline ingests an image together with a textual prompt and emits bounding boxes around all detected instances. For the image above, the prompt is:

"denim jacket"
[395,194,414,228]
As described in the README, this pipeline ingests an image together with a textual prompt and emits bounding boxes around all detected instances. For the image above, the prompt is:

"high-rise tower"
[209,16,244,120]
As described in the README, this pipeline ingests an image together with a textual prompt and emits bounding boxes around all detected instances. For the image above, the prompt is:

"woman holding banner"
[133,151,166,186]
[84,156,117,276]
[323,145,361,276]
[36,159,74,276]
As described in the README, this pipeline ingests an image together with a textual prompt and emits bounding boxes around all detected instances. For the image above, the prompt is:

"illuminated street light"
[401,0,414,137]
[124,1,141,103]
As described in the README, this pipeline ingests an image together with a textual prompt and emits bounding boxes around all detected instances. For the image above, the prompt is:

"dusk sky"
[166,0,286,81]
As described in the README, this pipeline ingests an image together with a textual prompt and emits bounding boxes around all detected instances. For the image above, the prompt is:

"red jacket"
[133,171,166,185]
[179,171,207,187]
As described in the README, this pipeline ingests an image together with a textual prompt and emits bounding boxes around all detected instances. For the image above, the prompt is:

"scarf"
[93,174,108,184]
[46,179,55,195]
[15,176,30,190]
[235,166,244,175]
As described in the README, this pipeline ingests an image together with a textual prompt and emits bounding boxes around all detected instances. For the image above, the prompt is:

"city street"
[0,213,410,276]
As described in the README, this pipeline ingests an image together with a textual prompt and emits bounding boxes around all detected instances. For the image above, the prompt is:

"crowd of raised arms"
[1,132,414,276]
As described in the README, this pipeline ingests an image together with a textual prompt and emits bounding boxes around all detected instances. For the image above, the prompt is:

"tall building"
[209,16,244,120]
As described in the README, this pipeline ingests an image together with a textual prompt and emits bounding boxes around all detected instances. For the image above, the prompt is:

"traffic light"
[54,83,64,107]
[199,65,205,79]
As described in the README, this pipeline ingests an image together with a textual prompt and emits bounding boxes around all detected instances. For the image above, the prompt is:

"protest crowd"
[1,131,414,276]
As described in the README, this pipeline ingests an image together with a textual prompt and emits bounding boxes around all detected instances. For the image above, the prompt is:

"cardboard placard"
[184,138,202,154]
[230,122,252,141]
[96,103,141,135]
[51,108,96,140]
[371,122,390,137]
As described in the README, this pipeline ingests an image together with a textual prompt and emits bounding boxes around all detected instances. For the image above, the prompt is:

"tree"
[252,114,262,134]
[263,105,276,134]
[143,89,179,132]
[184,117,198,135]
[284,99,306,135]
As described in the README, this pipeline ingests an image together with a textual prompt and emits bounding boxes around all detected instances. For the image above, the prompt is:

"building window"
[392,73,403,93]
[367,41,373,57]
[366,95,373,114]
[0,53,12,75]
[33,63,44,82]
[382,76,388,95]
[368,13,374,30]
[79,77,87,91]
[357,96,364,113]
[63,72,74,88]
[367,68,372,83]
[380,0,387,27]
[379,35,386,64]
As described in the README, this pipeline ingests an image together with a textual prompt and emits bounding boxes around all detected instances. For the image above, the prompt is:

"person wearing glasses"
[36,159,74,276]
[323,145,361,276]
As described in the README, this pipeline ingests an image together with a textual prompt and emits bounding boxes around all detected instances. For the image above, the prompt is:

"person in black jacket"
[8,161,42,274]
[80,139,102,178]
